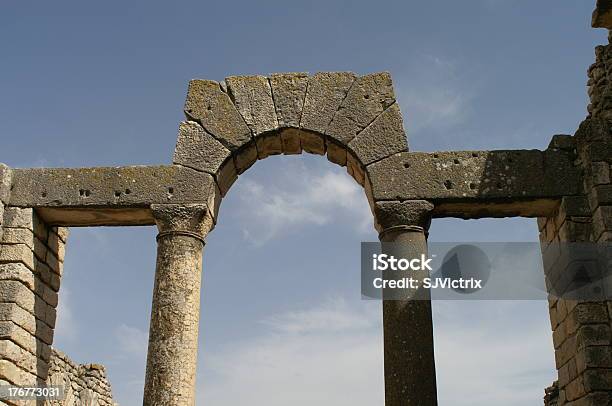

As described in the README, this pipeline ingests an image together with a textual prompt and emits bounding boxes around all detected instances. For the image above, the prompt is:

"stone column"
[374,200,438,406]
[143,204,213,406]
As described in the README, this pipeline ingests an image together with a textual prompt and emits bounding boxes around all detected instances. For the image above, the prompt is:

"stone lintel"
[6,148,581,224]
[367,149,580,218]
[8,165,220,227]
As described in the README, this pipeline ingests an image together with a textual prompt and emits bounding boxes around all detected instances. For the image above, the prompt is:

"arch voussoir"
[225,75,280,160]
[183,79,252,151]
[269,73,309,156]
[300,72,357,159]
[269,72,309,129]
[325,72,396,146]
[348,103,408,166]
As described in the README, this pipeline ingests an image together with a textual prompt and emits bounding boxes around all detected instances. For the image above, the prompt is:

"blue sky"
[0,1,605,405]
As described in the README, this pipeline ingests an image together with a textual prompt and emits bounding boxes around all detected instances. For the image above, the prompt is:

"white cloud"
[232,161,373,245]
[261,296,379,334]
[114,324,148,359]
[199,297,384,406]
[197,298,556,406]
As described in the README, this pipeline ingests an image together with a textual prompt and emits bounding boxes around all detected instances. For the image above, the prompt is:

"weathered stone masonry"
[0,4,610,405]
[537,8,612,404]
[46,349,116,406]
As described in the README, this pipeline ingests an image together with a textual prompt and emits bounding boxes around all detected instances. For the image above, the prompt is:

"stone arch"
[173,71,409,222]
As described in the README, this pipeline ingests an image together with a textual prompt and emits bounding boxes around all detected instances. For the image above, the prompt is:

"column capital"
[374,200,434,234]
[151,204,214,242]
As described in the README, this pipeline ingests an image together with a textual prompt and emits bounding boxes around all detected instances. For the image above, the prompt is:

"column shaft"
[143,204,212,406]
[375,200,437,406]
[381,227,437,406]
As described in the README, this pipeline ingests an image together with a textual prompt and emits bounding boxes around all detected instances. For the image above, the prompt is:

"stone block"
[557,218,593,242]
[0,301,53,345]
[582,141,612,163]
[560,196,592,219]
[46,232,65,262]
[2,208,33,230]
[326,140,347,166]
[553,320,567,349]
[367,150,580,213]
[0,228,35,249]
[0,280,36,314]
[45,250,61,276]
[0,280,55,329]
[32,239,47,264]
[555,333,577,369]
[576,345,612,372]
[183,79,252,150]
[0,340,44,379]
[9,166,219,223]
[0,322,50,362]
[255,132,283,159]
[592,205,612,240]
[280,128,302,155]
[0,164,11,206]
[55,227,69,243]
[226,75,278,136]
[348,103,408,165]
[269,73,308,128]
[559,357,577,387]
[347,152,364,186]
[576,324,611,349]
[173,121,231,176]
[326,72,395,145]
[233,142,258,174]
[0,263,36,293]
[35,260,60,292]
[589,184,612,208]
[593,0,612,28]
[216,157,238,197]
[592,162,611,185]
[300,130,325,155]
[565,375,585,401]
[583,368,612,391]
[0,303,36,336]
[572,303,609,325]
[0,244,35,272]
[0,359,39,386]
[549,305,559,330]
[578,392,612,405]
[300,72,356,135]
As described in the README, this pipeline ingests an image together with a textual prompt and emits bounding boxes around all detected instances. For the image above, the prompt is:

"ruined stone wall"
[588,32,612,121]
[537,38,612,406]
[45,348,117,406]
